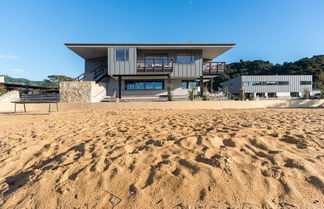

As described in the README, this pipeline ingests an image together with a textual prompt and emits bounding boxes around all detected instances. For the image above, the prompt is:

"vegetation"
[239,88,245,100]
[302,89,310,99]
[202,86,211,101]
[42,75,74,88]
[0,85,7,96]
[188,87,197,101]
[212,55,324,93]
[4,75,43,86]
[4,74,74,89]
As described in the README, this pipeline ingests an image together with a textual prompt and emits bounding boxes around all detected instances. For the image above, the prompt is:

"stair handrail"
[75,65,107,81]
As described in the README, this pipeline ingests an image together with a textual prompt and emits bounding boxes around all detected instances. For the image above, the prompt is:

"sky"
[0,0,324,80]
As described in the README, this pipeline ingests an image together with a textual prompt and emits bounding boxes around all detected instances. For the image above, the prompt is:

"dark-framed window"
[115,48,129,61]
[243,81,289,86]
[300,81,311,85]
[290,92,300,97]
[268,92,277,98]
[278,81,289,85]
[125,80,164,90]
[181,80,197,89]
[176,53,195,64]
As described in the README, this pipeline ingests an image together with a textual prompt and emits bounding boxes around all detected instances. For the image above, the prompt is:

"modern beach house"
[221,75,313,99]
[65,43,235,100]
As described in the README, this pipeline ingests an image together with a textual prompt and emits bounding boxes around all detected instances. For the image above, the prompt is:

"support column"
[118,75,122,99]
[200,76,204,97]
[210,77,213,93]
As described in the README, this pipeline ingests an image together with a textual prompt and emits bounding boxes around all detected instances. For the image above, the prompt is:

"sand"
[0,108,323,208]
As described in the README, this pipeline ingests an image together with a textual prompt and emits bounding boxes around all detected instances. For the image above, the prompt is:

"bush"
[202,86,211,101]
[188,87,197,101]
[239,88,245,100]
[0,85,7,96]
[302,89,310,99]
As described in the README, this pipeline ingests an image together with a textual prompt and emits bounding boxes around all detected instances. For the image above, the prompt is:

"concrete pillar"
[200,76,204,97]
[118,76,122,99]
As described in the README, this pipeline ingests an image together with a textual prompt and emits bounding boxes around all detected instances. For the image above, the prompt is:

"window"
[300,81,311,85]
[125,80,164,90]
[268,92,277,98]
[115,48,129,61]
[181,80,197,89]
[176,53,195,64]
[242,81,289,86]
[278,81,289,85]
[290,92,300,97]
[256,93,266,98]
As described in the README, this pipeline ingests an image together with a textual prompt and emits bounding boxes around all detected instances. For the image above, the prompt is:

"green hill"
[4,75,44,86]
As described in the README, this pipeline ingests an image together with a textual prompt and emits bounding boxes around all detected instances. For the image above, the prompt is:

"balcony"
[137,57,173,73]
[203,61,226,75]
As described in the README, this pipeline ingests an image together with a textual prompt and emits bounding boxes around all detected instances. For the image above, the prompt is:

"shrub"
[0,85,7,96]
[302,89,310,99]
[188,87,197,101]
[239,88,245,100]
[202,86,211,101]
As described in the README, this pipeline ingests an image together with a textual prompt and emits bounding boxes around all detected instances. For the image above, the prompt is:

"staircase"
[75,66,108,82]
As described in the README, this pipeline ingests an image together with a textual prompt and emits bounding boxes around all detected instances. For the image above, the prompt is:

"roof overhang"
[64,43,235,60]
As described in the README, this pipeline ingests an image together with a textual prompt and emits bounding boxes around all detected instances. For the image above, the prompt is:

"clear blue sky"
[0,0,323,80]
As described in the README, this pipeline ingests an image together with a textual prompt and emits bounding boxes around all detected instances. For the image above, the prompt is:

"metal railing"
[75,66,107,81]
[203,62,226,75]
[137,58,173,73]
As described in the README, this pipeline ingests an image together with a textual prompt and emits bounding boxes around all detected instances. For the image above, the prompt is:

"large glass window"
[300,81,311,85]
[115,48,129,61]
[278,81,289,85]
[181,80,197,89]
[243,81,289,86]
[125,80,164,90]
[176,53,195,64]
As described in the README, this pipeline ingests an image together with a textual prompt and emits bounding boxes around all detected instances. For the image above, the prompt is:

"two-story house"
[65,43,235,100]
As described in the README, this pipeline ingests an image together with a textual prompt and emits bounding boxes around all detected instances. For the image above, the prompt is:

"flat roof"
[65,43,235,60]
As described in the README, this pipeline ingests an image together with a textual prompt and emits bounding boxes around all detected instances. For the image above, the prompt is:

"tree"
[43,75,74,88]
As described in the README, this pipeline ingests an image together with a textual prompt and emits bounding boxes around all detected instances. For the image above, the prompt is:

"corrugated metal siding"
[108,47,136,75]
[242,75,312,93]
[137,50,202,77]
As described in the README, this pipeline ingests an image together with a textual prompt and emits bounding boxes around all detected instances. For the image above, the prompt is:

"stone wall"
[59,81,106,103]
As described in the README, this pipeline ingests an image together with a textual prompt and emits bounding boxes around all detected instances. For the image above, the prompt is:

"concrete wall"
[1,99,323,113]
[85,56,108,74]
[0,75,4,83]
[59,81,106,103]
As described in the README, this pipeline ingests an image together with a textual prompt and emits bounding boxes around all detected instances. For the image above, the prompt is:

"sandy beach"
[0,108,323,208]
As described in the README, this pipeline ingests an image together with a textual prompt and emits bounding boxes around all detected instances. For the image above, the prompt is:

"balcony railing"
[203,61,226,75]
[137,58,173,73]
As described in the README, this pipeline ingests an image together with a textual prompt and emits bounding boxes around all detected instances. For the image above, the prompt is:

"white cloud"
[0,54,19,59]
[10,68,25,73]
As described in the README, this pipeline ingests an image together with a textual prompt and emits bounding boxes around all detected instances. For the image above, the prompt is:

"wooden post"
[118,76,122,99]
[200,76,204,97]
